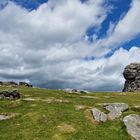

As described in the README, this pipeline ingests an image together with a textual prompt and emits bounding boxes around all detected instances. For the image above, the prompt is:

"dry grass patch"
[80,96,99,99]
[44,97,70,104]
[52,134,65,140]
[84,109,98,126]
[0,112,20,120]
[75,105,92,110]
[57,123,76,134]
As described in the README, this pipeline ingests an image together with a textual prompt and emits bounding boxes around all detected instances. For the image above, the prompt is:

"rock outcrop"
[0,90,20,99]
[123,114,140,140]
[19,82,32,87]
[123,63,140,92]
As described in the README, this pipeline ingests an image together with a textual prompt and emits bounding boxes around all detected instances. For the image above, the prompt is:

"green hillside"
[0,86,140,140]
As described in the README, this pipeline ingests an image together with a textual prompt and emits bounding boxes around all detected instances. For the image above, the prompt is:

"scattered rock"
[104,103,128,120]
[22,97,70,103]
[45,98,70,104]
[19,82,32,87]
[22,98,40,101]
[0,115,10,120]
[80,96,99,99]
[64,89,90,94]
[0,113,20,120]
[7,81,18,86]
[123,63,140,92]
[91,108,107,122]
[123,114,140,140]
[0,90,20,99]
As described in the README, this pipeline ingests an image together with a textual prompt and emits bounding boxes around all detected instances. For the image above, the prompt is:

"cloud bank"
[0,0,140,91]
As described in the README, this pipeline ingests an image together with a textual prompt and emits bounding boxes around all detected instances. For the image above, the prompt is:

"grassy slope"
[0,86,140,140]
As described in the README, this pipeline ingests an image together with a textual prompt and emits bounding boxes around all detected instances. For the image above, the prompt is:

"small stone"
[0,115,10,120]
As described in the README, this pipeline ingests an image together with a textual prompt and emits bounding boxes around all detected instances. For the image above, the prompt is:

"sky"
[0,0,140,91]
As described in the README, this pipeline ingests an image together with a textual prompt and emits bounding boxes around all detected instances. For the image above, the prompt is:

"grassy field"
[0,86,140,140]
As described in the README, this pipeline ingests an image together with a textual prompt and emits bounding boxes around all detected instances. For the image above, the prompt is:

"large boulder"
[123,63,140,92]
[123,114,140,140]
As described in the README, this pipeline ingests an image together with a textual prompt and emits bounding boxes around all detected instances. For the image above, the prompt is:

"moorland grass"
[0,86,140,140]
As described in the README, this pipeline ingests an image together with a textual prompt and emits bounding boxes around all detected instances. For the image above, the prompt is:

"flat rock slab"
[80,96,99,99]
[91,108,107,122]
[123,114,140,140]
[104,103,129,112]
[104,103,129,120]
[0,115,10,120]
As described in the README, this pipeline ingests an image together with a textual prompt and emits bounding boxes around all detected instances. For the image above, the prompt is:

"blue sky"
[0,0,140,91]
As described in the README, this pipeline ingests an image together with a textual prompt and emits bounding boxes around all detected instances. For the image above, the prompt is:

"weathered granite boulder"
[19,82,32,87]
[104,103,128,120]
[0,90,20,99]
[64,89,89,94]
[123,114,140,140]
[91,108,107,122]
[123,63,140,92]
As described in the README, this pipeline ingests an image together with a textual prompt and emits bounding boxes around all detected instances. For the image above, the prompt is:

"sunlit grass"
[0,86,140,140]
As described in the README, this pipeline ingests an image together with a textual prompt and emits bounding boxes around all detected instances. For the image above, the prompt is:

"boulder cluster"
[91,103,128,122]
[123,63,140,92]
[0,81,33,87]
[0,90,20,99]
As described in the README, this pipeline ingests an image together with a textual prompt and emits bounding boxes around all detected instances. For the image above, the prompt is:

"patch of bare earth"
[0,113,20,120]
[84,109,98,126]
[22,97,70,103]
[75,105,92,110]
[80,96,99,99]
[43,97,70,104]
[52,134,65,140]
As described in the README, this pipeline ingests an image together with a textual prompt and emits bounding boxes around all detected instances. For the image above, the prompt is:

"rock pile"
[123,63,140,92]
[0,90,20,99]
